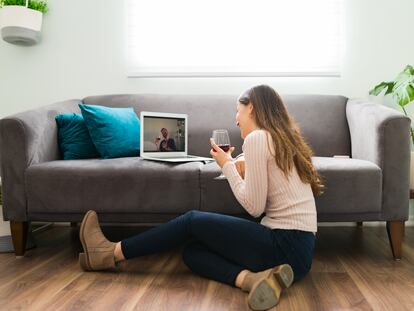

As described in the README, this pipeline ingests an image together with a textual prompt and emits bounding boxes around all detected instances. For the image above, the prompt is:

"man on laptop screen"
[140,111,214,163]
[156,127,178,152]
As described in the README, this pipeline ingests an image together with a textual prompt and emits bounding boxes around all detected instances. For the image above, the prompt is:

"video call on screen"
[143,116,186,152]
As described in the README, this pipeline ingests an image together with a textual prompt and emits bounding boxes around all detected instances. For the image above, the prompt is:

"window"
[126,0,343,77]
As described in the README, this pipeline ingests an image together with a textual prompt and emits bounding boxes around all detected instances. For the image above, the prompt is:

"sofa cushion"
[79,103,140,159]
[25,158,203,214]
[200,156,382,217]
[55,113,100,160]
[311,157,382,216]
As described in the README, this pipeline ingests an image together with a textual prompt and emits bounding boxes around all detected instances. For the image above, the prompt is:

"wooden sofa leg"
[10,221,28,257]
[386,221,404,260]
[403,221,405,238]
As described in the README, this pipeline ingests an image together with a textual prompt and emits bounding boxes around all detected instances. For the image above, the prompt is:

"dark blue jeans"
[121,210,316,287]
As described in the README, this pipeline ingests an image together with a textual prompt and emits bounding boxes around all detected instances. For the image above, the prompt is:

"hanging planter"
[0,0,48,46]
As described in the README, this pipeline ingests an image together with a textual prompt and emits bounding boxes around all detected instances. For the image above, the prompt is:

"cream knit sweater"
[222,129,317,235]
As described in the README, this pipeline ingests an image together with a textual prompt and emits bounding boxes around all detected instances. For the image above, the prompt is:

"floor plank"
[1,225,414,310]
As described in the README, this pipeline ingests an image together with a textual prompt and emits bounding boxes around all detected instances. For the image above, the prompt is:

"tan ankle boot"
[79,210,117,271]
[241,264,294,310]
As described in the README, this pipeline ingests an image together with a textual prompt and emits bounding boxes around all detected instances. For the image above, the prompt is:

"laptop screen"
[143,116,186,152]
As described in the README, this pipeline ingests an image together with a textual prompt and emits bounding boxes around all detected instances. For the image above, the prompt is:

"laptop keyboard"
[159,155,198,159]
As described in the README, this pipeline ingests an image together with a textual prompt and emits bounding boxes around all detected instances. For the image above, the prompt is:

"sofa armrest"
[346,98,411,220]
[0,99,81,221]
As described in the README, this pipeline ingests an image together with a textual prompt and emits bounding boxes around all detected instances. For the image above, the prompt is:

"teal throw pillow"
[55,113,100,160]
[78,103,140,159]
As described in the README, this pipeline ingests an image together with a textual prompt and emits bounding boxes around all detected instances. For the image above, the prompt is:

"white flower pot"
[410,152,414,190]
[0,5,43,46]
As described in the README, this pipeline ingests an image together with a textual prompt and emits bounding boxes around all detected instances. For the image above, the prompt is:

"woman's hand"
[209,138,235,168]
[234,156,245,179]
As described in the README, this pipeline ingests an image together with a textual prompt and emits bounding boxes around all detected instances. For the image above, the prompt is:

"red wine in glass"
[219,144,231,152]
[212,129,231,180]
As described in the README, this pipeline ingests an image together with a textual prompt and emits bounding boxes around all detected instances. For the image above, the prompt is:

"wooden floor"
[0,225,414,311]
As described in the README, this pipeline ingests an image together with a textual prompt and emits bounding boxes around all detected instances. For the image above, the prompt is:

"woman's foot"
[79,210,117,271]
[241,264,294,310]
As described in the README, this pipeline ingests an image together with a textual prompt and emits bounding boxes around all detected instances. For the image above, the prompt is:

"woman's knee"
[185,209,198,216]
[183,209,203,221]
[185,209,206,216]
[184,210,208,225]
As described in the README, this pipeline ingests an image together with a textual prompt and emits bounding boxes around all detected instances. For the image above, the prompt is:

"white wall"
[1,0,414,220]
[1,0,413,117]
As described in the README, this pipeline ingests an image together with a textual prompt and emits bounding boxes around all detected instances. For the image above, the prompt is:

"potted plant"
[369,64,414,189]
[0,0,48,46]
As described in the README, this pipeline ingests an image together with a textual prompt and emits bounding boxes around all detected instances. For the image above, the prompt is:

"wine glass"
[155,135,161,150]
[212,129,231,180]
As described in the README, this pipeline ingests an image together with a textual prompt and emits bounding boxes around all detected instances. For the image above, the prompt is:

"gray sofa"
[0,94,410,259]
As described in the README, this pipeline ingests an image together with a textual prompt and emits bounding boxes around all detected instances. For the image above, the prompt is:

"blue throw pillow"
[55,113,100,160]
[79,103,140,159]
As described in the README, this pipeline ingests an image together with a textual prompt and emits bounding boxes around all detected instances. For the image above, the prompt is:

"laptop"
[140,111,215,163]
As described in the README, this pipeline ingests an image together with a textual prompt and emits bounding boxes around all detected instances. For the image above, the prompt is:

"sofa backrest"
[81,94,351,158]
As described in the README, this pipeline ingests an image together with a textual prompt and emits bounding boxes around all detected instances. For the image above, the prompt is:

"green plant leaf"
[371,65,414,107]
[406,84,414,102]
[384,82,395,95]
[405,65,414,75]
[372,65,414,146]
[397,92,410,107]
[394,70,414,107]
[369,82,391,96]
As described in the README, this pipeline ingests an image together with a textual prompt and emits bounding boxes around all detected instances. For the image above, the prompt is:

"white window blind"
[126,0,343,77]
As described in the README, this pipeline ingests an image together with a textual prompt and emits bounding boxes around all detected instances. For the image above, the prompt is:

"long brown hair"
[238,84,325,197]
